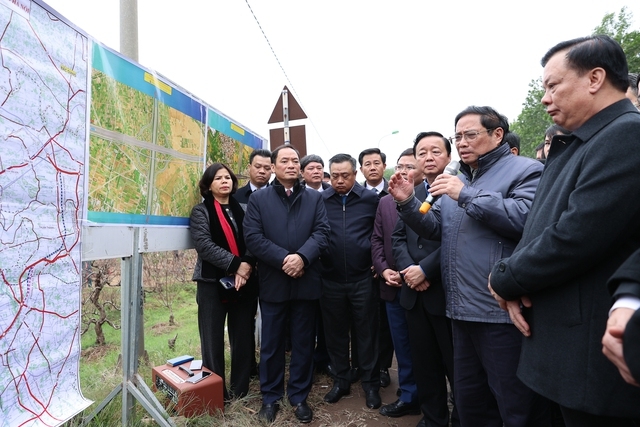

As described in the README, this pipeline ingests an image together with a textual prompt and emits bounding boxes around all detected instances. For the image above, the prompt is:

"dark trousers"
[313,301,330,368]
[386,293,417,403]
[378,298,395,370]
[406,300,457,427]
[560,406,640,427]
[259,299,317,405]
[351,298,393,373]
[321,276,380,391]
[197,282,257,399]
[452,320,550,427]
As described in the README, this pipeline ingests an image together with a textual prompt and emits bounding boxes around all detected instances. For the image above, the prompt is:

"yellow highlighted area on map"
[230,123,245,136]
[144,72,172,95]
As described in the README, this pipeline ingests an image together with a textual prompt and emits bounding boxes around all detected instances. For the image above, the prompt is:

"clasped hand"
[283,254,305,278]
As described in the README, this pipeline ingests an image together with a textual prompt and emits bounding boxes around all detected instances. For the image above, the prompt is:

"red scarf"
[214,199,240,256]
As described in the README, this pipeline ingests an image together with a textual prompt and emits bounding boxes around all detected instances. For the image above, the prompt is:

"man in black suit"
[392,132,458,427]
[301,154,330,192]
[233,148,272,206]
[233,148,271,377]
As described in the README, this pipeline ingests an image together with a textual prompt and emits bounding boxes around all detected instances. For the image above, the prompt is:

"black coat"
[243,179,330,302]
[322,183,379,283]
[607,247,640,384]
[190,196,257,301]
[490,99,640,416]
[392,183,444,315]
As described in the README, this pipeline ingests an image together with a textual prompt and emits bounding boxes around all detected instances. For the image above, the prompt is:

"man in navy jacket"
[244,145,330,424]
[321,153,382,410]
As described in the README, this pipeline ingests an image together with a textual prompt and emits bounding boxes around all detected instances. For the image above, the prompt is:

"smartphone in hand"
[219,276,235,290]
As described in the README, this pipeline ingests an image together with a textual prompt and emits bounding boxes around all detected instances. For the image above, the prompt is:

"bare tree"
[81,260,121,346]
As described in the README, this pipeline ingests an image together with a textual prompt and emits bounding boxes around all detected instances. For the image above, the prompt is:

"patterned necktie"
[286,189,292,197]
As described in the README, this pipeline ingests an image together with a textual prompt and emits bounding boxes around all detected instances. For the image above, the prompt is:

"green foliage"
[383,167,396,180]
[510,79,553,158]
[593,7,640,72]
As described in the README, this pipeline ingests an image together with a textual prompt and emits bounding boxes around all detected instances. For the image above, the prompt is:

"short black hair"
[250,149,271,164]
[412,131,451,157]
[545,124,570,140]
[270,144,300,163]
[503,132,521,152]
[358,148,386,166]
[198,163,238,197]
[300,154,324,171]
[454,106,509,144]
[329,153,357,172]
[541,35,628,93]
[397,148,414,162]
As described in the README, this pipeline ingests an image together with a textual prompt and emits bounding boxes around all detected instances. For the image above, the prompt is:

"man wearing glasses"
[388,106,545,427]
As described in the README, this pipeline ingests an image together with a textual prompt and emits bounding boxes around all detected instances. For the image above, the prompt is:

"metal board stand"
[80,228,178,427]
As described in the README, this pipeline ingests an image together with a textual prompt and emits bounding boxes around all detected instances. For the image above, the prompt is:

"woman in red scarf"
[190,163,258,400]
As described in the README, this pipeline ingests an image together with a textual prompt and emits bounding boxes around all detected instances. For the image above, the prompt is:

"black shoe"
[365,389,382,409]
[416,417,427,427]
[258,403,279,423]
[324,385,350,403]
[379,399,421,417]
[380,369,390,388]
[350,366,360,383]
[294,401,313,423]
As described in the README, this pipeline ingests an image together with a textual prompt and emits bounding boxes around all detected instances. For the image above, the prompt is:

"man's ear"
[588,67,606,94]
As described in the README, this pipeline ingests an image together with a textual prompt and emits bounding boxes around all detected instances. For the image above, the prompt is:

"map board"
[0,0,267,425]
[0,1,92,425]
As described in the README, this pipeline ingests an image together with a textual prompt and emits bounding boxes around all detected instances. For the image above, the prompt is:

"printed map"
[0,1,92,425]
[88,61,206,224]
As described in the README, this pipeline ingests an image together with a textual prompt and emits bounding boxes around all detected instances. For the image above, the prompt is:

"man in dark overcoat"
[489,35,640,425]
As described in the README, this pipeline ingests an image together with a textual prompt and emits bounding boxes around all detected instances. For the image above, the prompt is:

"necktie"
[341,195,347,205]
[373,188,379,194]
[286,189,292,197]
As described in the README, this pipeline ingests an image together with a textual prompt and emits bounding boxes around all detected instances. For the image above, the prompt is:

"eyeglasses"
[449,129,493,143]
[394,164,416,171]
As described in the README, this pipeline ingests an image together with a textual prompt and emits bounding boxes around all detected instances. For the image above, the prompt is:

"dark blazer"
[243,179,330,303]
[392,183,444,315]
[490,99,640,416]
[371,194,400,301]
[363,178,388,198]
[608,247,640,383]
[233,182,253,205]
[233,181,268,205]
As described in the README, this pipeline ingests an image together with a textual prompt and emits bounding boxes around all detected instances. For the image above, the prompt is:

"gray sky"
[45,0,640,170]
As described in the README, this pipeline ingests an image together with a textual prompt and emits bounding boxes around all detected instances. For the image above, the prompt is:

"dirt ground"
[308,360,423,427]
